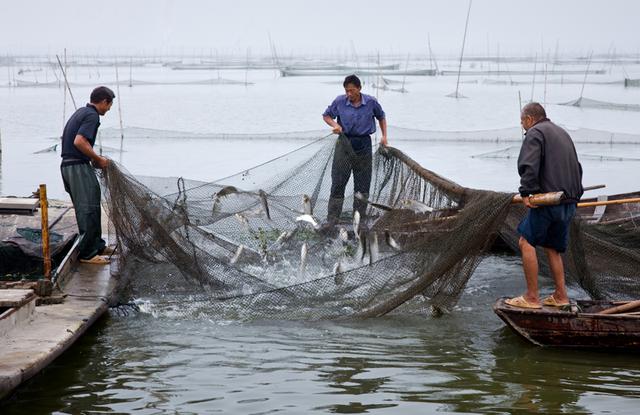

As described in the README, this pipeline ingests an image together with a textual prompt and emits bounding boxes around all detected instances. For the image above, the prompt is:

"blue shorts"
[517,204,577,253]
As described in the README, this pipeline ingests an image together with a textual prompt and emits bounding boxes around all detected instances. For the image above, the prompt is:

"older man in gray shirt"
[506,102,583,309]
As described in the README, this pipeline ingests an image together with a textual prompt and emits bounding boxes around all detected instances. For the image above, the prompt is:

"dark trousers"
[328,135,373,222]
[61,163,106,259]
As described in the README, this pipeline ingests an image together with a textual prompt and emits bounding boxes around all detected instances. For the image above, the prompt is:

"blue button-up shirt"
[323,93,385,137]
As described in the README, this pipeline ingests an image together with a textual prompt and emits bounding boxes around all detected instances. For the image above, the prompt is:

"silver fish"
[230,244,244,265]
[212,186,239,215]
[258,189,271,220]
[302,194,313,215]
[338,227,349,243]
[355,231,367,262]
[299,242,308,273]
[385,231,401,250]
[333,261,345,285]
[296,214,320,230]
[274,230,290,245]
[234,213,250,230]
[369,232,379,264]
[353,210,361,238]
[217,185,239,198]
[400,199,434,213]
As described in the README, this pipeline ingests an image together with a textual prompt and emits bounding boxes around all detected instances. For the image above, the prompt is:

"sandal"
[542,295,570,307]
[505,295,542,309]
[79,255,110,265]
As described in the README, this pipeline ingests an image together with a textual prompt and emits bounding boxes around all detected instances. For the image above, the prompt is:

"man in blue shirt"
[322,74,387,226]
[60,86,115,264]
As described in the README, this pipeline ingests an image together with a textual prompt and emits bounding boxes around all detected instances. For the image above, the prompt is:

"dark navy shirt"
[60,104,100,162]
[323,93,385,137]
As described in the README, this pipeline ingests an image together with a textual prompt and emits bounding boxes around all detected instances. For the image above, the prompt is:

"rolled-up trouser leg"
[328,137,354,223]
[61,163,106,259]
[352,150,373,218]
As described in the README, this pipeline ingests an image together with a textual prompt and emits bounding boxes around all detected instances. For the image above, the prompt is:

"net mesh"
[499,201,640,301]
[96,124,640,145]
[102,134,640,320]
[103,135,516,319]
[560,97,640,112]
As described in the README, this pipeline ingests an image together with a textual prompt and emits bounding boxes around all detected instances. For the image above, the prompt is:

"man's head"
[343,74,362,103]
[90,86,116,115]
[520,102,547,131]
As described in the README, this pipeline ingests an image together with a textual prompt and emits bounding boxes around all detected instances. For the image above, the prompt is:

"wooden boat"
[576,190,640,225]
[494,298,640,349]
[0,200,116,400]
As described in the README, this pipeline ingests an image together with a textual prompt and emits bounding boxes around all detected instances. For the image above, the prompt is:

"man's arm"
[378,118,388,146]
[73,135,109,169]
[517,131,543,208]
[323,115,342,134]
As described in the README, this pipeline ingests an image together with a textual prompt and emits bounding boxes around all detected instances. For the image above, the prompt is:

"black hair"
[90,86,116,104]
[521,102,547,120]
[343,74,361,89]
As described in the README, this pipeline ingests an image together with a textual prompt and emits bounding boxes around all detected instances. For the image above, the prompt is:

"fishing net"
[96,124,640,145]
[499,201,640,301]
[103,134,514,320]
[471,146,640,162]
[102,133,640,320]
[560,97,640,112]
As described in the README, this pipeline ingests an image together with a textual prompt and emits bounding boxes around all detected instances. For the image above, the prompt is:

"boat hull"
[494,298,640,349]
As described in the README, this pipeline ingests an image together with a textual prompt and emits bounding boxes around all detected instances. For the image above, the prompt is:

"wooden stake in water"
[114,58,125,158]
[39,184,51,279]
[451,0,473,98]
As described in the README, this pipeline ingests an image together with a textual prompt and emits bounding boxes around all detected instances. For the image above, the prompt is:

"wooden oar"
[512,186,640,208]
[598,299,640,315]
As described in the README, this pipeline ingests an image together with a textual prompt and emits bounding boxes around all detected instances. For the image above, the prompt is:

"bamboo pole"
[576,197,640,208]
[39,184,52,279]
[512,191,563,206]
[511,186,640,209]
[598,299,640,315]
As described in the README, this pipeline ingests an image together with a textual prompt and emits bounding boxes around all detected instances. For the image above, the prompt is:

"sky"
[1,0,638,57]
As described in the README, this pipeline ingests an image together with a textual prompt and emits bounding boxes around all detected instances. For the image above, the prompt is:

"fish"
[355,230,367,262]
[258,189,271,220]
[369,232,379,264]
[230,244,244,265]
[296,214,320,230]
[274,230,290,245]
[216,185,239,198]
[302,194,313,215]
[353,210,361,238]
[399,199,434,213]
[338,227,349,243]
[269,230,294,251]
[385,231,401,250]
[299,242,308,273]
[333,261,345,285]
[354,192,392,211]
[234,213,250,230]
[212,185,239,215]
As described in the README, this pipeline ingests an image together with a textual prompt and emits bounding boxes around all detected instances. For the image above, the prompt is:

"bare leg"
[544,247,569,303]
[519,236,540,305]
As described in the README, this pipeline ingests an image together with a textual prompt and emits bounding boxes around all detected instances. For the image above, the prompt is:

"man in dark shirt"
[322,74,387,227]
[506,102,583,309]
[60,86,115,264]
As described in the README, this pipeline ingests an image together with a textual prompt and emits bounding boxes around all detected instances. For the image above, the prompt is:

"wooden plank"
[0,262,114,400]
[0,289,35,308]
[0,198,38,211]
